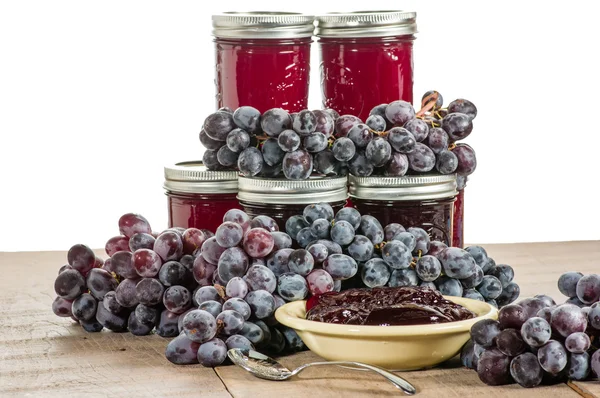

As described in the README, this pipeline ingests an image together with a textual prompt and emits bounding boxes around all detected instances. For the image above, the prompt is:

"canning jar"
[315,11,417,121]
[237,176,348,229]
[453,189,465,248]
[212,12,314,113]
[164,161,240,233]
[348,174,457,246]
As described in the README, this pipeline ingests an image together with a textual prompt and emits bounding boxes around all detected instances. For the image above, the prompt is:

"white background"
[1,1,599,251]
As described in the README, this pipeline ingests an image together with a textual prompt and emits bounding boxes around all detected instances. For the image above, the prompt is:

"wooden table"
[1,241,599,397]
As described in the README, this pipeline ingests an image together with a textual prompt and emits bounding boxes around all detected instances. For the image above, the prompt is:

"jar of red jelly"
[315,11,417,121]
[212,12,315,113]
[164,161,240,233]
[349,174,457,246]
[237,176,348,229]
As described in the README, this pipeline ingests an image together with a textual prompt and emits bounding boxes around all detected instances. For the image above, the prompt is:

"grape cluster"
[285,204,519,307]
[461,271,600,387]
[335,92,477,188]
[201,105,346,179]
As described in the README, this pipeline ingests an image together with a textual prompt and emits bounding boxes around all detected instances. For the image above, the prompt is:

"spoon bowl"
[227,348,416,395]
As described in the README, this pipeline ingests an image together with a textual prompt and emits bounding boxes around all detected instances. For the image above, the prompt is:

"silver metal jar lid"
[164,161,239,194]
[315,11,417,38]
[349,174,457,201]
[237,175,348,205]
[212,12,315,39]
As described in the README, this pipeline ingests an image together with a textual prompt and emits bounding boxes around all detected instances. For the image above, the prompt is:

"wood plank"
[0,250,231,398]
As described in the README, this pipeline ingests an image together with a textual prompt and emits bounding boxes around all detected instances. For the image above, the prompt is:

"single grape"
[383,223,405,241]
[154,231,183,262]
[452,143,477,176]
[534,294,556,307]
[557,271,583,298]
[407,142,436,172]
[369,103,388,119]
[134,303,158,327]
[203,149,221,170]
[496,328,526,357]
[128,233,156,252]
[244,264,277,293]
[282,149,313,180]
[439,247,477,279]
[498,304,527,330]
[226,128,251,153]
[200,128,225,150]
[407,227,430,255]
[381,240,412,269]
[388,268,419,288]
[551,304,587,337]
[576,274,600,304]
[308,239,342,255]
[226,335,254,351]
[437,277,463,296]
[385,100,415,125]
[292,109,317,136]
[251,216,280,233]
[304,203,334,223]
[403,118,429,142]
[334,114,361,137]
[569,352,590,381]
[470,319,501,348]
[421,90,444,109]
[385,152,409,176]
[365,136,392,167]
[243,228,275,258]
[163,285,191,314]
[102,291,124,315]
[477,275,503,300]
[330,220,355,246]
[245,290,276,319]
[295,227,316,248]
[277,272,309,302]
[95,301,127,332]
[71,293,97,321]
[223,209,251,231]
[109,251,136,279]
[487,264,514,288]
[310,218,330,239]
[314,150,337,175]
[442,112,473,141]
[261,137,285,167]
[156,309,181,337]
[285,215,309,239]
[306,243,327,264]
[436,150,458,174]
[192,256,216,286]
[476,348,512,386]
[216,310,245,336]
[415,255,442,282]
[217,145,239,167]
[204,111,235,141]
[392,231,416,252]
[67,244,96,275]
[359,215,384,245]
[312,109,335,136]
[182,309,217,343]
[428,241,448,257]
[287,249,315,276]
[232,105,261,133]
[225,277,249,299]
[277,129,301,152]
[238,147,263,177]
[261,108,291,137]
[159,260,191,287]
[80,317,104,333]
[565,332,591,353]
[387,127,416,153]
[266,248,293,277]
[165,332,201,365]
[52,296,73,317]
[214,222,243,248]
[332,137,356,162]
[510,352,543,388]
[239,322,265,346]
[365,115,386,132]
[86,268,118,300]
[118,213,152,238]
[448,99,477,120]
[496,282,521,307]
[223,297,252,320]
[348,151,374,176]
[306,269,335,295]
[360,258,390,288]
[347,235,374,262]
[460,339,478,370]
[279,325,305,352]
[427,127,449,154]
[323,254,358,281]
[520,316,551,347]
[54,269,86,300]
[132,248,162,278]
[115,277,140,308]
[218,247,250,283]
[348,123,374,148]
[538,340,568,375]
[461,266,484,289]
[518,297,547,319]
[588,302,600,329]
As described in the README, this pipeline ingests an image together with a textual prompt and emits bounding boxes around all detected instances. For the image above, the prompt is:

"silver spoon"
[227,348,416,395]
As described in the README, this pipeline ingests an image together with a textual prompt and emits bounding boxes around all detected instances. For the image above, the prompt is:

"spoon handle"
[292,361,416,395]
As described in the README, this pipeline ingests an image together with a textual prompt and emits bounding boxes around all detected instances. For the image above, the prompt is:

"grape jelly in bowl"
[275,287,498,370]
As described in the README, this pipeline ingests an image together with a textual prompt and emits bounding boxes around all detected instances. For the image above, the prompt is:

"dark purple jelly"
[306,286,476,326]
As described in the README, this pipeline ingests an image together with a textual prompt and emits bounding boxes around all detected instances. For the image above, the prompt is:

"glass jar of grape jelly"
[349,174,457,245]
[237,176,348,229]
[315,11,417,121]
[164,161,240,233]
[212,12,315,113]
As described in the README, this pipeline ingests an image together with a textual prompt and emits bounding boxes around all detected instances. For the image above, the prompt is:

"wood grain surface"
[1,241,599,397]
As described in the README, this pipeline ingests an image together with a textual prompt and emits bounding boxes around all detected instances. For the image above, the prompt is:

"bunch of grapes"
[201,105,347,179]
[285,204,519,308]
[461,271,600,387]
[52,213,214,336]
[334,92,476,189]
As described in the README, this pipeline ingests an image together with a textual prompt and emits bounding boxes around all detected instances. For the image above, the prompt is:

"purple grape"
[287,249,315,276]
[347,235,374,262]
[442,112,473,141]
[422,90,444,109]
[392,231,416,251]
[520,317,552,347]
[452,143,477,176]
[332,137,356,162]
[477,348,512,386]
[496,282,521,307]
[132,249,162,278]
[460,266,484,289]
[313,150,337,174]
[519,297,547,319]
[166,332,201,365]
[470,319,501,348]
[551,304,587,337]
[217,145,239,167]
[569,352,590,380]
[245,290,276,319]
[365,115,386,132]
[52,296,73,317]
[436,277,463,296]
[428,241,448,257]
[118,213,152,238]
[277,273,308,302]
[415,255,442,282]
[250,216,280,233]
[334,115,361,137]
[359,215,384,245]
[71,293,97,322]
[348,123,374,148]
[558,271,583,298]
[67,244,96,275]
[282,149,313,180]
[385,100,415,125]
[278,129,301,152]
[163,285,191,314]
[223,297,251,320]
[86,268,118,300]
[487,264,514,288]
[403,118,429,142]
[201,236,227,264]
[226,335,254,351]
[95,301,127,332]
[237,147,263,177]
[192,256,216,286]
[361,258,391,288]
[54,269,86,300]
[538,340,568,375]
[381,240,412,269]
[232,105,260,132]
[348,151,374,176]
[307,243,328,264]
[407,227,430,255]
[498,304,527,330]
[537,307,553,323]
[365,136,391,167]
[438,247,477,279]
[182,309,217,343]
[448,99,477,120]
[216,309,245,335]
[576,274,600,304]
[134,303,158,327]
[387,127,416,153]
[156,309,180,337]
[306,269,335,295]
[388,269,419,288]
[80,317,104,333]
[194,286,222,306]
[565,332,591,353]
[407,142,436,172]
[383,223,405,241]
[226,128,251,153]
[292,109,317,136]
[197,338,227,367]
[243,228,275,258]
[463,289,485,301]
[102,291,124,315]
[330,220,355,246]
[115,277,140,308]
[496,328,526,357]
[203,111,234,141]
[427,127,449,154]
[534,294,556,307]
[510,352,543,388]
[323,254,358,281]
[182,228,212,255]
[244,264,277,293]
[385,152,409,176]
[436,150,458,174]
[215,221,244,248]
[225,276,248,299]
[158,260,191,287]
[260,108,291,137]
[200,128,225,150]
[266,248,293,277]
[460,339,478,370]
[154,231,183,262]
[285,215,309,239]
[477,275,503,300]
[588,302,600,329]
[591,350,600,378]
[239,321,265,346]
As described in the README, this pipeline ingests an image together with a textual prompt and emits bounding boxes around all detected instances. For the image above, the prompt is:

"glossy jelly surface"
[306,286,476,326]
[215,38,311,113]
[319,35,414,121]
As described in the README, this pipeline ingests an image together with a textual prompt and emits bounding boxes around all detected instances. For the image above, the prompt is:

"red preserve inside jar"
[164,161,240,233]
[453,189,465,248]
[212,12,315,113]
[237,175,348,230]
[316,11,417,121]
[349,174,457,246]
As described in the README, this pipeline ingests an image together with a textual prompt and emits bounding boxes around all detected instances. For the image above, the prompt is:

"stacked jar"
[164,161,240,233]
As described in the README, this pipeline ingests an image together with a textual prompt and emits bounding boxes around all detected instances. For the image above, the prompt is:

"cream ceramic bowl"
[275,296,498,370]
